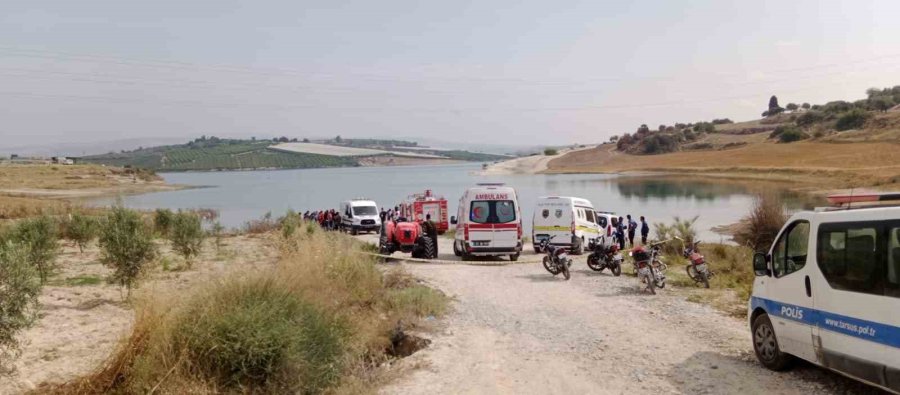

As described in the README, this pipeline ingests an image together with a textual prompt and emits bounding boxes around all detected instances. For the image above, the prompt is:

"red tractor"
[379,220,436,259]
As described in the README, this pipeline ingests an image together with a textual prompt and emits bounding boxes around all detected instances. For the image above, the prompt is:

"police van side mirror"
[753,252,770,276]
[450,216,457,225]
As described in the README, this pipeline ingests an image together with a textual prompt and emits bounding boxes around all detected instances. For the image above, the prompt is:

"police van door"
[764,220,818,362]
[813,220,900,388]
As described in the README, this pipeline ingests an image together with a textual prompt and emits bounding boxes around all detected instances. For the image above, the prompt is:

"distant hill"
[610,86,900,155]
[81,137,509,171]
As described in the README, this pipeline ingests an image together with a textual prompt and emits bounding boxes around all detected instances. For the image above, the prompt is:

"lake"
[90,163,815,241]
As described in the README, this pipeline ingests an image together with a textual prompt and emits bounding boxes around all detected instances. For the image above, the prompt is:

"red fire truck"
[398,189,449,234]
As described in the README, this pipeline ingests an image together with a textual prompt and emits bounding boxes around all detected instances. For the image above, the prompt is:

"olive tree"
[99,207,156,297]
[65,213,99,253]
[169,211,204,267]
[12,215,60,284]
[0,242,42,364]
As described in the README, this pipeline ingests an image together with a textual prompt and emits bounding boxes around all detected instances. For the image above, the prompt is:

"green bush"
[835,109,871,131]
[169,211,204,266]
[174,278,346,392]
[770,125,807,143]
[99,207,156,296]
[66,213,99,253]
[153,208,174,237]
[0,242,42,362]
[11,215,60,284]
[543,148,558,156]
[796,110,825,126]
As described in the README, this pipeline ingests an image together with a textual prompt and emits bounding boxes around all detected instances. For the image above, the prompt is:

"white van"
[340,199,381,235]
[748,193,900,393]
[451,183,523,261]
[532,196,601,255]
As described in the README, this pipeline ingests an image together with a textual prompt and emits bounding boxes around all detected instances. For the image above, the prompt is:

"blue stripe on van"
[751,296,900,348]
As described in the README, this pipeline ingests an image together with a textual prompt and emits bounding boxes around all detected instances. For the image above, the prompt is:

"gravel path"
[368,235,881,395]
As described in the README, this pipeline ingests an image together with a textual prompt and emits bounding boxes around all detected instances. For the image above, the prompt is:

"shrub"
[99,207,156,297]
[652,216,698,254]
[11,215,60,284]
[835,108,871,131]
[280,210,301,239]
[169,211,204,266]
[778,128,807,143]
[153,208,174,236]
[771,125,806,143]
[174,278,346,391]
[734,193,787,250]
[243,211,278,234]
[65,213,99,253]
[543,148,558,156]
[641,134,679,154]
[0,242,42,364]
[54,228,449,394]
[796,110,825,126]
[209,221,225,252]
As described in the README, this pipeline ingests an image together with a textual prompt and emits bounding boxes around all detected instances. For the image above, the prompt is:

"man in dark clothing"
[617,216,626,249]
[640,216,650,245]
[627,214,637,247]
[422,214,438,258]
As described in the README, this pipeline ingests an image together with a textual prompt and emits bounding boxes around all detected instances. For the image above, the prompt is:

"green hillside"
[81,137,509,171]
[83,138,357,171]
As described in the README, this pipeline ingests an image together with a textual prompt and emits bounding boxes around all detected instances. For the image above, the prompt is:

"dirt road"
[362,235,876,394]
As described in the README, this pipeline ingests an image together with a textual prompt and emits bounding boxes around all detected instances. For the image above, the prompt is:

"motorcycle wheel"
[543,256,560,275]
[686,265,700,282]
[561,260,571,280]
[701,271,710,288]
[647,272,656,295]
[586,254,603,271]
[611,263,621,277]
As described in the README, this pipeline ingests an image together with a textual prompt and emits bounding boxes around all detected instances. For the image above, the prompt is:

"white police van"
[748,192,900,392]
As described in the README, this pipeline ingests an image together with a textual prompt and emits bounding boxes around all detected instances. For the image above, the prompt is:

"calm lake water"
[90,163,814,241]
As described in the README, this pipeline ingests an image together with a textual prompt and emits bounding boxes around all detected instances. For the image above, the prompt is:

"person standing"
[640,216,650,245]
[617,216,626,249]
[423,214,438,258]
[627,214,637,247]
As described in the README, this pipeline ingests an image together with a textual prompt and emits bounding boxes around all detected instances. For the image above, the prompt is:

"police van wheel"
[509,253,519,262]
[752,314,794,371]
[350,227,358,236]
[572,238,584,255]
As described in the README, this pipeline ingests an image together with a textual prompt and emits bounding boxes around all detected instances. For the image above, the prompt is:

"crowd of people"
[302,209,342,231]
[609,214,651,250]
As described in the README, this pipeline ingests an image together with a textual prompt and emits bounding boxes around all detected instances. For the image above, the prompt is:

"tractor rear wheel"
[421,236,436,259]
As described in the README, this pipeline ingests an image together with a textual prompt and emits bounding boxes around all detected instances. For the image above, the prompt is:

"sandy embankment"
[476,147,592,175]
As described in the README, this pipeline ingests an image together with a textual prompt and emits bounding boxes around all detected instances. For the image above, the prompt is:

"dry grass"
[0,164,160,190]
[547,141,900,189]
[41,225,448,394]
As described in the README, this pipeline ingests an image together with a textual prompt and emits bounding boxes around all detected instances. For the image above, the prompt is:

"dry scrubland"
[1,216,448,394]
[0,164,178,220]
[545,110,900,190]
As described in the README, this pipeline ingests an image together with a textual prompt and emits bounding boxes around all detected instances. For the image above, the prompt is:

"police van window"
[885,226,900,297]
[584,209,596,223]
[597,216,608,228]
[773,221,809,277]
[817,222,884,296]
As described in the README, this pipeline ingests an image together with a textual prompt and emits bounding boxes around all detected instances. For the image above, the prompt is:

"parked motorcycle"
[540,235,572,280]
[675,236,713,288]
[586,237,623,276]
[630,241,668,294]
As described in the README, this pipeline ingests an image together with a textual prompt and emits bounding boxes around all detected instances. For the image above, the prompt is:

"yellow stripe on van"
[534,225,600,234]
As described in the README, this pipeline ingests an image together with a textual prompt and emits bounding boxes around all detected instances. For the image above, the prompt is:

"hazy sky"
[2,0,899,149]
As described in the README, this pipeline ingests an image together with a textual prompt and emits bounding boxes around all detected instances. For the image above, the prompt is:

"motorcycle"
[630,240,668,294]
[586,237,623,276]
[539,235,572,280]
[675,236,713,288]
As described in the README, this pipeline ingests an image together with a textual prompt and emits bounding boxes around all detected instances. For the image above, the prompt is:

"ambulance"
[748,192,900,393]
[451,183,523,261]
[532,196,601,255]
